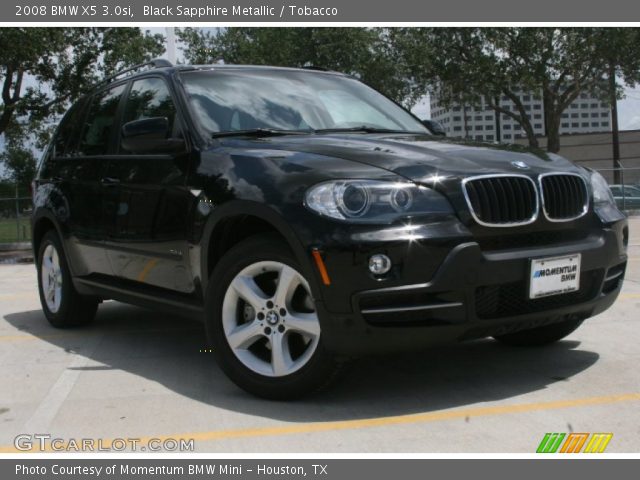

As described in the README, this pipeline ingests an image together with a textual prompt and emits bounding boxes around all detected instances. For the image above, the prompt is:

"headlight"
[590,170,625,223]
[591,171,615,206]
[304,180,452,223]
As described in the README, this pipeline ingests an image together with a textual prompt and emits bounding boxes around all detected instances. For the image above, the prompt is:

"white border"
[1,19,638,460]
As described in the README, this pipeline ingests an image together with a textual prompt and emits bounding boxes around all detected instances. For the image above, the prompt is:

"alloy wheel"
[41,244,63,313]
[221,261,321,377]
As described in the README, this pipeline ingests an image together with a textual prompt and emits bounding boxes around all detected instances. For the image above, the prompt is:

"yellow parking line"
[2,392,639,452]
[618,293,640,300]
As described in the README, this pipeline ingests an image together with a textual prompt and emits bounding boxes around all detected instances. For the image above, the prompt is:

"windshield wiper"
[211,128,314,138]
[315,127,421,134]
[211,127,424,138]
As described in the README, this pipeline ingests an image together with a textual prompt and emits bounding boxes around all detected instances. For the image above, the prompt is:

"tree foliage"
[0,27,164,185]
[408,28,640,152]
[0,143,36,189]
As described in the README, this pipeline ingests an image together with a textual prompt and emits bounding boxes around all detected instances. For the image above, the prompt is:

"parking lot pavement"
[1,219,639,454]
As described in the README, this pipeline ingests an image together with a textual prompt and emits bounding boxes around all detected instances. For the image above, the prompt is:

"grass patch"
[0,217,31,243]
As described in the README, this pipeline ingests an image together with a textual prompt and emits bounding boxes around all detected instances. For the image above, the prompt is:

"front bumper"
[314,220,627,356]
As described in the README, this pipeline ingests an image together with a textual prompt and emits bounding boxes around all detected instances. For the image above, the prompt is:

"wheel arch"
[31,209,65,260]
[200,201,320,299]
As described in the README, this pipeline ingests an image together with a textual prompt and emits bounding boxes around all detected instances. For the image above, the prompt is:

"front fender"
[194,199,323,303]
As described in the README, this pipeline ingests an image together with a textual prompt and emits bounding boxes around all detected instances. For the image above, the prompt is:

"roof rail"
[301,65,333,72]
[150,58,173,68]
[98,58,173,87]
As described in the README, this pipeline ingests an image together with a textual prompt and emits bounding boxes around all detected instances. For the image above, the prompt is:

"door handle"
[100,177,120,186]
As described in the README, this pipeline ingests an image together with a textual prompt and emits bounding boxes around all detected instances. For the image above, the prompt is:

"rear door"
[48,83,127,276]
[103,76,194,293]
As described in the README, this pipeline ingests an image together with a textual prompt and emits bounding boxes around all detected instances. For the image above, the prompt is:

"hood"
[223,133,581,184]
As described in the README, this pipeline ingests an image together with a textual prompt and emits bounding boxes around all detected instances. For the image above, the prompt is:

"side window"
[122,77,178,147]
[53,100,86,158]
[77,84,126,156]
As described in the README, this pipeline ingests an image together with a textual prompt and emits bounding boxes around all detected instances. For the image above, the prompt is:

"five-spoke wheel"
[206,234,340,399]
[222,261,321,377]
[40,243,63,314]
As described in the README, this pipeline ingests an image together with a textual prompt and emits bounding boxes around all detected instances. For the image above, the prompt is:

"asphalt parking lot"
[1,219,639,453]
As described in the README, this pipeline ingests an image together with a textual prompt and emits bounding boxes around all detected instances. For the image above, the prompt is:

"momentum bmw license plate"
[529,254,581,299]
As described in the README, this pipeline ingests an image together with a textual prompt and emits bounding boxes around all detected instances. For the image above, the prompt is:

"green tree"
[0,144,36,191]
[0,27,165,187]
[413,28,640,152]
[0,118,37,190]
[177,27,430,108]
[592,29,640,182]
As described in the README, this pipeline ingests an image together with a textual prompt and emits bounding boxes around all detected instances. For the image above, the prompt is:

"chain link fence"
[0,183,32,246]
[0,197,32,244]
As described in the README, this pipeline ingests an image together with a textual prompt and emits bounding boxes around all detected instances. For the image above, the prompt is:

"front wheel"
[205,235,341,399]
[493,317,584,347]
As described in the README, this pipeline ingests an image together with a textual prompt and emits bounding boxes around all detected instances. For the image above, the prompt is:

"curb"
[0,242,32,252]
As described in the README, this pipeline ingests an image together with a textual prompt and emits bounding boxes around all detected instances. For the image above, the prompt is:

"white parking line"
[22,333,104,433]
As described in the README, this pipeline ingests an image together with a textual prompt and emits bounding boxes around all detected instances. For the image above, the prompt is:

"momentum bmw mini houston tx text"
[32,60,628,398]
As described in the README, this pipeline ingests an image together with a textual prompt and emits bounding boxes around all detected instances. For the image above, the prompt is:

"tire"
[493,317,584,347]
[205,234,341,399]
[37,230,99,328]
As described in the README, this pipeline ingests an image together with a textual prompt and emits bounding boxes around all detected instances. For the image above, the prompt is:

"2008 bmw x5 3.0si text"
[32,60,628,398]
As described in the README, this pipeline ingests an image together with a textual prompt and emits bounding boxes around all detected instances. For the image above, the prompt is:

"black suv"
[32,60,628,398]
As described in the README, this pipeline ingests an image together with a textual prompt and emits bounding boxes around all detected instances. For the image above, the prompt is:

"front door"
[103,76,194,293]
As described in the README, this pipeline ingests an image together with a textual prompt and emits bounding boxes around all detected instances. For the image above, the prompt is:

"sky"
[618,86,640,130]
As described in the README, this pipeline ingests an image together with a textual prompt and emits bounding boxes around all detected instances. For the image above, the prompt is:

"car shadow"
[4,301,600,423]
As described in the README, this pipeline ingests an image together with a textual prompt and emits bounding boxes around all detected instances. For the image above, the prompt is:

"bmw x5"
[32,60,628,398]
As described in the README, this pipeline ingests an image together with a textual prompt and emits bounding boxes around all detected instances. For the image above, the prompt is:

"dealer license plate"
[529,254,581,299]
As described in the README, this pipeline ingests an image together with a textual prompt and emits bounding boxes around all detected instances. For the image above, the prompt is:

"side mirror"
[422,119,446,137]
[121,117,185,154]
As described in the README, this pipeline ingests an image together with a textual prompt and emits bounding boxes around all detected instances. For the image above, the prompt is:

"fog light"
[369,254,392,275]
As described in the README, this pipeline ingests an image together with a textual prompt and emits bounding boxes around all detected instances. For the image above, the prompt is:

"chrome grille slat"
[539,173,589,222]
[462,175,539,227]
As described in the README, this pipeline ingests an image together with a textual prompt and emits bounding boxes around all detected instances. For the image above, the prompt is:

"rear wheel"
[493,317,584,347]
[205,235,341,399]
[37,230,99,328]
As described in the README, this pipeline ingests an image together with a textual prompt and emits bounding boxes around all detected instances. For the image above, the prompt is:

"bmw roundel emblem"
[511,160,529,169]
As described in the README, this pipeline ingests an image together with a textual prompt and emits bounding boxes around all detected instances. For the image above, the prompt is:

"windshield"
[179,69,428,136]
